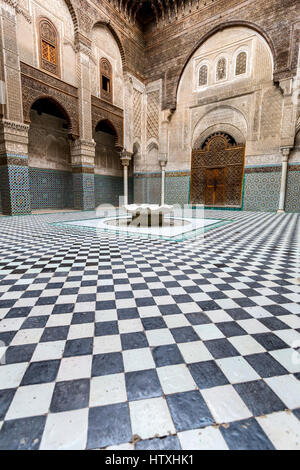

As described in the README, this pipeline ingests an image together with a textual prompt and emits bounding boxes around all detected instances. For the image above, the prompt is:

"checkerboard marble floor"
[0,210,299,450]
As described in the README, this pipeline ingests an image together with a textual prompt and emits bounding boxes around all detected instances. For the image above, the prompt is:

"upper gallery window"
[216,57,227,81]
[100,58,113,103]
[199,65,208,86]
[235,51,247,76]
[39,18,59,76]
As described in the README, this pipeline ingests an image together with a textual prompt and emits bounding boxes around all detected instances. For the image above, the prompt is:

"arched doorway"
[28,98,73,210]
[94,120,125,207]
[190,133,245,207]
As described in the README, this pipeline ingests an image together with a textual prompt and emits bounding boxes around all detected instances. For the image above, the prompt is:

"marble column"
[159,153,168,206]
[277,147,292,214]
[120,150,132,206]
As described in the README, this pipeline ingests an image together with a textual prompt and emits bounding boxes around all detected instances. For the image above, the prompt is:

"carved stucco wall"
[90,24,124,111]
[168,26,283,172]
[16,0,77,87]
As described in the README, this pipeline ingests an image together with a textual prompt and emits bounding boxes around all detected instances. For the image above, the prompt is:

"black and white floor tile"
[0,210,299,450]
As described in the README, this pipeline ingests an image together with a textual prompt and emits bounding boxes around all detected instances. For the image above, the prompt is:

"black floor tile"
[188,361,229,389]
[220,418,275,450]
[50,379,90,413]
[87,403,132,449]
[125,369,162,401]
[92,352,124,377]
[152,344,184,367]
[21,360,60,386]
[234,380,286,416]
[0,416,46,450]
[166,390,214,432]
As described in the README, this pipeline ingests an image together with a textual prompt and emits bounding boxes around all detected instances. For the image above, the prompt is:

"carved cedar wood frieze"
[91,95,124,148]
[20,62,79,138]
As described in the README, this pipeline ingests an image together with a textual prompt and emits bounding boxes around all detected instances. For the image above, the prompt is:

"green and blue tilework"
[73,172,95,211]
[0,158,31,215]
[286,169,300,213]
[95,174,133,208]
[30,168,73,210]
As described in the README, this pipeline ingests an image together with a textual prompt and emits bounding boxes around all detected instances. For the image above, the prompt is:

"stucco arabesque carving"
[2,0,32,23]
[1,119,29,134]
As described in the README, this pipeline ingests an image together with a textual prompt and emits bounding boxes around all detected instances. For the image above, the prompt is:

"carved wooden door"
[190,133,245,207]
[205,168,226,205]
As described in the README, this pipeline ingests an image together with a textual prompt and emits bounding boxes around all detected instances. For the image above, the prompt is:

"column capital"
[120,150,133,167]
[280,147,292,162]
[159,153,168,168]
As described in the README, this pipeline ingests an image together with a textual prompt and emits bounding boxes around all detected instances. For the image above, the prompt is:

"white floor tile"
[115,299,136,309]
[206,310,234,323]
[93,335,122,354]
[257,411,300,450]
[6,383,55,420]
[193,324,224,341]
[201,385,252,424]
[95,310,118,322]
[138,306,162,318]
[118,319,143,334]
[47,314,73,328]
[178,303,202,314]
[68,323,95,340]
[178,426,229,450]
[215,299,240,310]
[279,315,300,329]
[31,341,66,361]
[74,302,96,313]
[164,315,190,328]
[157,364,197,394]
[270,348,300,373]
[281,303,300,314]
[216,356,260,383]
[229,335,265,355]
[90,374,127,407]
[57,355,92,381]
[105,443,134,450]
[244,307,272,319]
[145,329,175,347]
[274,329,300,348]
[10,329,44,346]
[250,296,275,306]
[123,348,155,372]
[130,397,175,440]
[265,375,300,409]
[40,409,88,450]
[154,296,175,306]
[29,306,53,317]
[237,319,269,334]
[178,341,213,363]
[0,318,25,333]
[0,363,28,390]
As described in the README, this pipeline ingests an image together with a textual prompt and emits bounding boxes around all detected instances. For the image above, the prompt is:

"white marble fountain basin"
[124,204,174,215]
